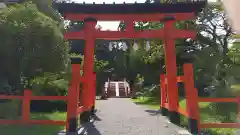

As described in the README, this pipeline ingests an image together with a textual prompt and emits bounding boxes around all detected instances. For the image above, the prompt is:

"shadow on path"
[91,114,102,121]
[84,123,102,135]
[145,109,162,116]
[82,114,103,135]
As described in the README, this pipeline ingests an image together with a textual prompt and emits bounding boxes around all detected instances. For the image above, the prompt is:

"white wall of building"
[0,3,7,8]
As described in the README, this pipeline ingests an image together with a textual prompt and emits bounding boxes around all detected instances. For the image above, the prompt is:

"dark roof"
[53,1,206,14]
[2,0,22,3]
[70,57,81,64]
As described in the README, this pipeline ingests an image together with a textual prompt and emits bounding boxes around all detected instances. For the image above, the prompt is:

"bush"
[30,100,67,113]
[0,100,19,119]
[30,76,69,112]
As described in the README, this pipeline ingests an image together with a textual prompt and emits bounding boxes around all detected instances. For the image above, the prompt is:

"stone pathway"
[83,98,191,135]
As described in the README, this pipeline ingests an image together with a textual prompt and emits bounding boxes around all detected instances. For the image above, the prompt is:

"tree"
[193,5,233,97]
[0,3,69,93]
[228,42,240,81]
[18,0,64,22]
[117,2,235,97]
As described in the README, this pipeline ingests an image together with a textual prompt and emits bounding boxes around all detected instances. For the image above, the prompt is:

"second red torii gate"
[65,13,196,122]
[54,1,206,134]
[66,14,195,122]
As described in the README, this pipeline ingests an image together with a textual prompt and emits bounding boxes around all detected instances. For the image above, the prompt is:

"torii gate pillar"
[162,17,180,124]
[81,18,97,121]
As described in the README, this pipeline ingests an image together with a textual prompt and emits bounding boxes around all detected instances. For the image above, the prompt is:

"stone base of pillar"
[188,118,199,134]
[66,132,78,135]
[80,111,91,124]
[168,111,180,125]
[91,106,96,115]
[69,117,77,133]
[160,107,168,116]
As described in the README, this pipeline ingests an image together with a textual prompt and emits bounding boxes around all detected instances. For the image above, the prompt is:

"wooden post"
[66,63,80,133]
[163,18,180,124]
[91,72,97,115]
[183,63,200,134]
[83,18,96,111]
[22,90,31,124]
[89,73,95,108]
[81,18,97,123]
[125,20,134,32]
[93,73,96,104]
[160,74,168,116]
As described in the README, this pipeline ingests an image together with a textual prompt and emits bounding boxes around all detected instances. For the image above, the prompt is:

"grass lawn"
[231,84,240,90]
[0,112,66,135]
[231,84,240,95]
[131,97,237,135]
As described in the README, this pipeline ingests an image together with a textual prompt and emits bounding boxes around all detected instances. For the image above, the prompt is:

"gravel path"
[83,98,190,135]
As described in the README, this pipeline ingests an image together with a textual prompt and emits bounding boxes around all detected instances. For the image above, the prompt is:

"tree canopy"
[0,2,69,91]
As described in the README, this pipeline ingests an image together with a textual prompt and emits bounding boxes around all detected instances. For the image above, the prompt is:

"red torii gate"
[67,14,193,121]
[54,1,206,134]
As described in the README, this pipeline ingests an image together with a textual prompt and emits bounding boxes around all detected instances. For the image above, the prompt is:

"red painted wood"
[30,96,68,100]
[64,13,195,21]
[163,103,169,109]
[92,73,97,107]
[82,20,97,111]
[66,82,73,131]
[0,95,23,99]
[72,64,81,83]
[163,20,179,112]
[66,64,80,131]
[64,29,195,40]
[183,64,200,131]
[72,64,81,109]
[64,30,165,40]
[71,64,81,110]
[160,74,167,108]
[125,20,134,32]
[22,90,31,124]
[77,76,86,83]
[87,73,94,108]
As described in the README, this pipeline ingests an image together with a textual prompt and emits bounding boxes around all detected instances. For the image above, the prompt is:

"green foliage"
[0,100,19,119]
[94,59,109,73]
[0,112,66,135]
[69,53,109,73]
[135,74,144,83]
[21,0,64,23]
[0,3,69,91]
[31,73,68,96]
[227,42,240,82]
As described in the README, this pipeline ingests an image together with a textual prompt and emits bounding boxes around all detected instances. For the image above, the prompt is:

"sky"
[73,0,145,30]
[72,0,219,30]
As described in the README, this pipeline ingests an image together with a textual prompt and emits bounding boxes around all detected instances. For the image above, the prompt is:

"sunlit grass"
[231,84,240,95]
[131,97,237,135]
[0,112,66,135]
